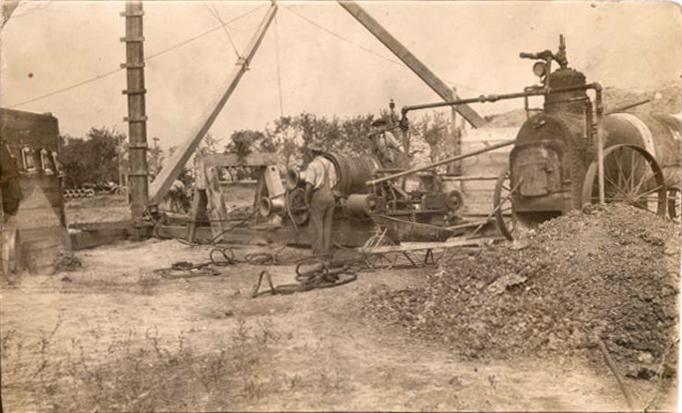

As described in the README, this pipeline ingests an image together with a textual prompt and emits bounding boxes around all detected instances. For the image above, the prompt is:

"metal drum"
[324,153,381,195]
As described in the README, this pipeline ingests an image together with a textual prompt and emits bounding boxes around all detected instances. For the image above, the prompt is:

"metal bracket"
[122,89,147,95]
[120,62,146,69]
[120,11,144,17]
[123,116,148,123]
[120,36,145,42]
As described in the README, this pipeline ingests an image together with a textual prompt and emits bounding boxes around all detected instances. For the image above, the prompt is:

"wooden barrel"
[1,223,19,276]
[20,238,64,275]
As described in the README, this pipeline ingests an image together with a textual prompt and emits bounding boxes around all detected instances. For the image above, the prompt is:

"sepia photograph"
[1,0,680,411]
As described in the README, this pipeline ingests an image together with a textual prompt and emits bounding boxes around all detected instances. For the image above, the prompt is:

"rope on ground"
[152,260,221,279]
[152,246,238,279]
[251,259,358,298]
[152,243,295,280]
[243,245,288,265]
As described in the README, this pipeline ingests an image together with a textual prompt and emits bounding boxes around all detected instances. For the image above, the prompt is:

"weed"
[1,319,277,412]
[488,374,497,388]
[287,373,303,390]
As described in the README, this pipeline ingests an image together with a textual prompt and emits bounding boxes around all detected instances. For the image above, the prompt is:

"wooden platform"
[358,236,502,254]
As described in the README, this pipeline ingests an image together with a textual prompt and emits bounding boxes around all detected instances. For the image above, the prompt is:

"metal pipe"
[400,84,601,117]
[593,83,605,204]
[401,90,541,115]
[605,98,650,115]
[366,139,516,186]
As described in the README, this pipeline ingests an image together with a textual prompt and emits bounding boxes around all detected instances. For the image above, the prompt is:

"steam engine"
[507,38,680,231]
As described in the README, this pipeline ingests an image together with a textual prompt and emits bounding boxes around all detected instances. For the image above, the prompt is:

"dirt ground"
[1,237,677,412]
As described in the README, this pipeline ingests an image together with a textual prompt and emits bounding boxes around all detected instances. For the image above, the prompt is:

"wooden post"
[337,0,486,128]
[121,1,149,221]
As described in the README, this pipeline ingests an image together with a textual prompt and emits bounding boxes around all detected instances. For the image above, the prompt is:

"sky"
[1,0,681,150]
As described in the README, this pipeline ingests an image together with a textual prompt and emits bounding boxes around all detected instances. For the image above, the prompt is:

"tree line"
[59,111,456,189]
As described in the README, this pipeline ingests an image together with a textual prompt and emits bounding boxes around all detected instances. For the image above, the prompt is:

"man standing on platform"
[368,118,406,170]
[303,145,338,258]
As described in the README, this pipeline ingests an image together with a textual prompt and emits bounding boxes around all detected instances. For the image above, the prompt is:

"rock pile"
[364,204,679,374]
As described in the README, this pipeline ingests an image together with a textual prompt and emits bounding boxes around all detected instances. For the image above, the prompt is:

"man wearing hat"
[368,118,406,169]
[302,144,338,258]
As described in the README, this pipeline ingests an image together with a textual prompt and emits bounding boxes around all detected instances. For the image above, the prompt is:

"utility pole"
[121,0,149,221]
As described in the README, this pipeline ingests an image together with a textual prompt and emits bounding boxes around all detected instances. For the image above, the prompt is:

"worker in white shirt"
[302,144,338,258]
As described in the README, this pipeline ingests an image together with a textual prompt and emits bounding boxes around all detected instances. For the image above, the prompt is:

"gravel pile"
[364,204,679,374]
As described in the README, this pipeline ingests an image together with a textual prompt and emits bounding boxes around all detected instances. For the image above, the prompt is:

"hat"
[308,143,324,153]
[371,118,388,127]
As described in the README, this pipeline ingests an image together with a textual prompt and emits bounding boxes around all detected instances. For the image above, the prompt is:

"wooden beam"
[337,1,486,128]
[148,4,278,205]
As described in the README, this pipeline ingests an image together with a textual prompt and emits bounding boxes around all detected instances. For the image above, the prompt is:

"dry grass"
[1,317,280,412]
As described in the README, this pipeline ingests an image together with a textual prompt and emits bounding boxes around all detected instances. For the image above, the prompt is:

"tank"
[601,112,681,187]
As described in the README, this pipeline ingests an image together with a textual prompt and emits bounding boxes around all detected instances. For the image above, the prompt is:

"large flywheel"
[581,144,667,215]
[286,187,310,226]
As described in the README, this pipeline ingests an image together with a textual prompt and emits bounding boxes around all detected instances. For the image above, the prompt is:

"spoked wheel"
[668,186,681,223]
[493,167,519,240]
[581,144,667,215]
[286,188,309,226]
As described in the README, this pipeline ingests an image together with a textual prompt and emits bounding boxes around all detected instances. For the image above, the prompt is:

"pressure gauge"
[532,61,547,78]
